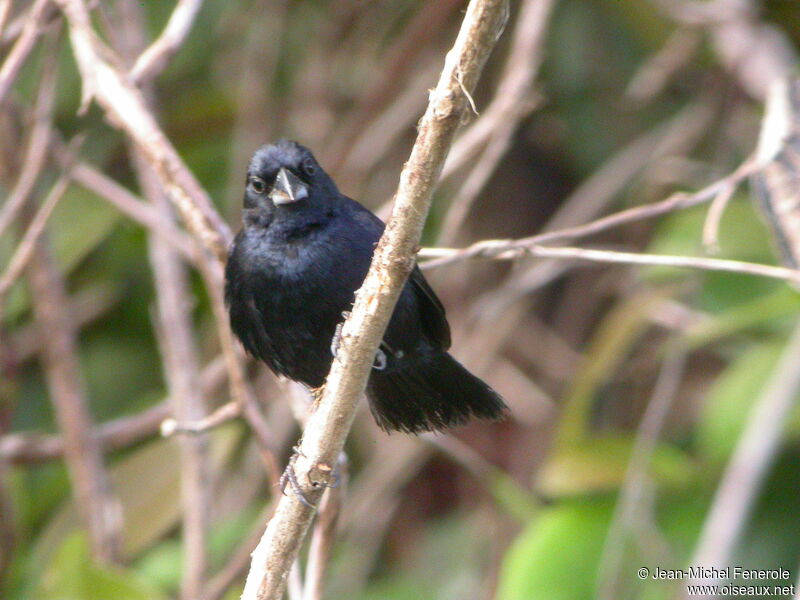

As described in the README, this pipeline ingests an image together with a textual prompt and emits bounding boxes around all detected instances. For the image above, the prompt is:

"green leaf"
[36,533,168,600]
[496,497,615,600]
[538,434,694,497]
[33,424,241,565]
[557,290,664,446]
[645,200,780,311]
[684,287,800,349]
[696,341,786,463]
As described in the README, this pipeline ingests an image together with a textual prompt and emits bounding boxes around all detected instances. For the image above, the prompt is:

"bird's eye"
[301,158,316,176]
[249,177,267,194]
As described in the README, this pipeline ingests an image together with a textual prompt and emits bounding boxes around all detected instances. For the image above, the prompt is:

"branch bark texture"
[239,1,509,598]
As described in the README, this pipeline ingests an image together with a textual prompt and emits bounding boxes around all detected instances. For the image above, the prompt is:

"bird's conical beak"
[270,167,309,205]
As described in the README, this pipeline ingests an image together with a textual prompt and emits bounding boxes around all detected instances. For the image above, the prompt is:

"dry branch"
[239,1,509,598]
[0,356,228,465]
[0,0,52,105]
[28,240,122,563]
[417,154,758,270]
[130,0,203,83]
[55,0,231,259]
[420,243,800,285]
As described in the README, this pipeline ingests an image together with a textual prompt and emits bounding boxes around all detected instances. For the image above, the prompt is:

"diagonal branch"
[129,0,203,83]
[54,0,231,260]
[239,1,509,598]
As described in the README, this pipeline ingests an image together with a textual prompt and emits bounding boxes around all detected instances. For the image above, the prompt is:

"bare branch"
[303,458,346,600]
[437,0,554,242]
[28,236,122,563]
[0,32,59,239]
[597,346,687,599]
[240,2,509,598]
[0,166,71,306]
[1,403,170,464]
[54,0,231,259]
[625,28,701,103]
[129,0,203,83]
[0,0,13,40]
[418,154,759,270]
[0,356,227,465]
[421,243,800,286]
[0,0,52,105]
[67,158,198,261]
[139,148,210,599]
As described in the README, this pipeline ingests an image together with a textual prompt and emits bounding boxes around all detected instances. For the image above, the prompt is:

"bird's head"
[243,140,339,220]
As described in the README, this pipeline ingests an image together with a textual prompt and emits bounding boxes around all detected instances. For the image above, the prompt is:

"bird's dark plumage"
[224,140,507,433]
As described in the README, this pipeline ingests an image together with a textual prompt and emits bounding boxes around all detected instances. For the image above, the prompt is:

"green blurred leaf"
[538,434,694,496]
[489,469,540,522]
[646,200,779,311]
[133,539,182,596]
[2,185,121,322]
[49,186,121,275]
[696,341,786,463]
[36,533,167,600]
[496,497,615,600]
[33,424,241,566]
[354,513,486,600]
[685,287,800,348]
[558,290,664,445]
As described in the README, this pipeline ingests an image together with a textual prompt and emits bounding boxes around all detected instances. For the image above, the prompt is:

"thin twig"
[129,0,203,83]
[437,0,554,243]
[421,243,800,286]
[161,401,240,436]
[597,345,687,600]
[0,156,73,307]
[625,28,702,103]
[701,179,737,253]
[0,355,227,465]
[55,0,231,259]
[1,403,169,464]
[65,156,197,261]
[240,2,509,598]
[0,29,59,239]
[0,0,13,40]
[202,501,278,600]
[418,154,759,270]
[115,1,212,587]
[139,149,210,599]
[0,0,52,105]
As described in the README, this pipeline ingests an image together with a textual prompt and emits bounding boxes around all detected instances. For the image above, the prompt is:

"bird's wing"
[409,264,451,350]
[345,196,452,350]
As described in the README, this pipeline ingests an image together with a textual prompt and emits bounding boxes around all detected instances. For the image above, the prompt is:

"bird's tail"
[365,352,507,433]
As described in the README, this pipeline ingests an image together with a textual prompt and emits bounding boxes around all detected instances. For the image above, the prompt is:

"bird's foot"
[330,311,387,370]
[279,446,313,508]
[309,384,325,409]
[278,446,340,508]
[373,348,387,370]
[329,311,351,357]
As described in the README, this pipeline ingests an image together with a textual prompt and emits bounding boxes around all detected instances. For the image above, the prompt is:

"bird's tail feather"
[365,353,507,433]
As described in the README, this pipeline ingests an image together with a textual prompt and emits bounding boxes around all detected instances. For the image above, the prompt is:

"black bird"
[224,140,507,433]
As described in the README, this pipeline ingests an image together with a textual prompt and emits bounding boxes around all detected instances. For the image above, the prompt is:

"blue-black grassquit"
[224,140,507,433]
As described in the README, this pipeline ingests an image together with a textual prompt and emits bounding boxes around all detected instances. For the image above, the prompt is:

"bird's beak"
[269,167,309,205]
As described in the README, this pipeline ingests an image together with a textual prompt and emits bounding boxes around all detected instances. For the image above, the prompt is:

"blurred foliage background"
[2,0,800,599]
